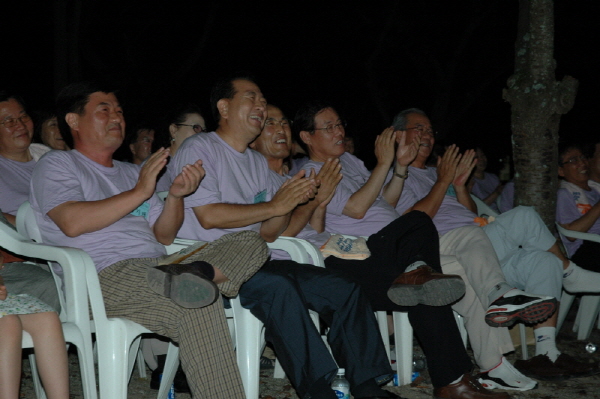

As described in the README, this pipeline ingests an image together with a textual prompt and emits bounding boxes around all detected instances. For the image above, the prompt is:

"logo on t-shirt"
[131,201,150,219]
[254,190,267,204]
[446,185,457,197]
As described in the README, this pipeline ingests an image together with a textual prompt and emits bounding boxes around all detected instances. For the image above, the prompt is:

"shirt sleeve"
[556,188,583,225]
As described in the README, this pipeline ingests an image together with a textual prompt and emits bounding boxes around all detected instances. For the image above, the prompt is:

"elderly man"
[169,76,407,399]
[29,81,269,399]
[391,108,600,381]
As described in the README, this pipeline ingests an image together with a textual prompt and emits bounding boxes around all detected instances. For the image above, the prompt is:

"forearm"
[382,164,408,207]
[152,196,184,245]
[483,190,501,205]
[47,189,149,237]
[562,203,600,235]
[2,213,15,226]
[343,163,389,218]
[409,181,450,218]
[455,185,477,213]
[193,202,281,230]
[281,200,319,237]
[261,213,292,242]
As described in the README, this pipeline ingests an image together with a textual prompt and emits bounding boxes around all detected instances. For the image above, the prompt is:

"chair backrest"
[555,222,600,258]
[16,201,43,243]
[470,194,499,217]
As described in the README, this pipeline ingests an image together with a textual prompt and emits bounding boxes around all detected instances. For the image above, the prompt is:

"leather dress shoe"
[387,265,466,306]
[433,374,510,399]
[553,353,600,378]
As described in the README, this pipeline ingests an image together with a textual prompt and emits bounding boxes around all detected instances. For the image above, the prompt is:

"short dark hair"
[32,109,57,145]
[391,108,428,130]
[292,100,336,152]
[209,73,258,123]
[56,81,116,149]
[0,91,26,110]
[558,141,584,166]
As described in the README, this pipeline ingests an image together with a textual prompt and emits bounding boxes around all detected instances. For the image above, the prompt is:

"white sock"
[563,261,600,293]
[405,260,427,273]
[535,326,560,361]
[450,374,463,385]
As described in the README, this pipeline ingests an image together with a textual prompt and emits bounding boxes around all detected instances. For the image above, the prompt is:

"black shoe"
[485,289,557,327]
[147,262,219,308]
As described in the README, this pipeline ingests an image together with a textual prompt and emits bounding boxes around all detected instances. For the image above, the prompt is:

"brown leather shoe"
[513,354,569,381]
[387,265,465,306]
[553,353,600,378]
[433,374,510,399]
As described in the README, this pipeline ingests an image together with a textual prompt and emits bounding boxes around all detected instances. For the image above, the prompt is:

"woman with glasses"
[154,103,207,192]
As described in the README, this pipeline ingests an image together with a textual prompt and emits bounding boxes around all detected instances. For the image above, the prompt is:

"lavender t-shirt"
[0,155,36,215]
[556,185,600,255]
[395,166,478,235]
[498,181,514,214]
[302,153,400,237]
[29,150,166,272]
[171,132,281,244]
[472,172,501,212]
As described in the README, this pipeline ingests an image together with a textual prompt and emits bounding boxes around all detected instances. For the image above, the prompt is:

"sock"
[563,261,600,293]
[449,374,463,385]
[487,282,514,306]
[188,260,215,281]
[405,260,427,273]
[534,326,560,361]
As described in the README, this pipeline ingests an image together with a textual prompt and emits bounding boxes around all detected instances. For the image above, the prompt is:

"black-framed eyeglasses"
[405,125,437,137]
[313,121,346,134]
[176,124,207,133]
[0,114,31,128]
[560,155,587,166]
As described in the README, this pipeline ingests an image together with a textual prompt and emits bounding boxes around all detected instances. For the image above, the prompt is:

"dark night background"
[3,1,599,171]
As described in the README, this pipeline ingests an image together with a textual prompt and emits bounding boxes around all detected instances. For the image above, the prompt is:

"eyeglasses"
[0,114,31,128]
[405,125,437,137]
[313,121,346,134]
[265,118,291,128]
[560,155,587,166]
[176,124,207,133]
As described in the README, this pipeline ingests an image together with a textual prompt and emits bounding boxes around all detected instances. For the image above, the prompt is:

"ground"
[19,298,600,398]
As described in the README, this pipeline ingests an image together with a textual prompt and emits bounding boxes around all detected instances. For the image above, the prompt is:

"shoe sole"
[485,297,557,327]
[147,267,219,308]
[387,277,466,306]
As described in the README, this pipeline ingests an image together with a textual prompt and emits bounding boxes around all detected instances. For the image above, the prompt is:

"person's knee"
[523,253,563,298]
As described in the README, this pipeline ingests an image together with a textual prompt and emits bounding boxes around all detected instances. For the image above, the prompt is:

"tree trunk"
[502,0,578,229]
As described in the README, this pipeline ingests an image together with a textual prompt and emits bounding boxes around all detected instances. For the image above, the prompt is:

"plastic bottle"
[331,368,350,399]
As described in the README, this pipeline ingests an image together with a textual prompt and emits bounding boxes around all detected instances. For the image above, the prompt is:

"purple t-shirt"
[302,153,399,237]
[171,132,281,244]
[395,166,478,235]
[498,181,514,214]
[29,150,166,272]
[0,155,36,215]
[472,172,501,212]
[556,184,600,255]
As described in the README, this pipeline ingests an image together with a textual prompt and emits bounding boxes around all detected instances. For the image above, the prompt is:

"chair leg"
[519,324,528,360]
[557,291,575,333]
[156,343,180,399]
[576,295,600,341]
[136,348,147,378]
[452,311,468,348]
[28,353,48,399]
[393,312,413,386]
[232,297,264,399]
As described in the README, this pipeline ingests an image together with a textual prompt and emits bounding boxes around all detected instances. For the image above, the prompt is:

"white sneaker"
[478,357,538,391]
[485,288,557,327]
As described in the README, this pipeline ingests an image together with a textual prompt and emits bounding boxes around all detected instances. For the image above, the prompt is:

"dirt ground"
[19,298,600,398]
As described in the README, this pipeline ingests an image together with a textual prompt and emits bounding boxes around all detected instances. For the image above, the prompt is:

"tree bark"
[502,0,578,229]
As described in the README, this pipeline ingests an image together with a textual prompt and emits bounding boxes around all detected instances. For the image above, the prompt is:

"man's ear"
[249,141,256,150]
[169,123,178,140]
[217,99,229,120]
[129,143,136,156]
[65,113,78,130]
[299,130,312,146]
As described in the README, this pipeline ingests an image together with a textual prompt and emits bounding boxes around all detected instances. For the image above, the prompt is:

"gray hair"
[392,108,428,130]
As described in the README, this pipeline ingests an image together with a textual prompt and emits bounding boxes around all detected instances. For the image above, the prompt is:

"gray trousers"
[0,262,60,311]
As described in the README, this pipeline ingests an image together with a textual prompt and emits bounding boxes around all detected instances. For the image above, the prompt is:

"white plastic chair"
[1,218,97,399]
[555,222,600,340]
[17,201,179,399]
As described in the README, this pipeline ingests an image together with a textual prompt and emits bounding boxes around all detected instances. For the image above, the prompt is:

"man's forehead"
[315,108,340,123]
[266,106,287,120]
[233,79,263,96]
[88,91,120,107]
[407,113,431,125]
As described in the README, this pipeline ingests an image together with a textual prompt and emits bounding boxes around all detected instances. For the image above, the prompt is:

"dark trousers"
[239,260,391,399]
[572,239,600,273]
[325,211,473,387]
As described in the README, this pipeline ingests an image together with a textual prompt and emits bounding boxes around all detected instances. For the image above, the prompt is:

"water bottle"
[331,368,350,399]
[158,373,176,399]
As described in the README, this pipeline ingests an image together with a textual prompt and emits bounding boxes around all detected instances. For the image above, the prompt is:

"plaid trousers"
[98,230,268,399]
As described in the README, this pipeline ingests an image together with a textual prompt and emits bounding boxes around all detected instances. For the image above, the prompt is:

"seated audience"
[30,81,269,399]
[170,75,406,399]
[556,143,600,272]
[392,107,600,381]
[0,253,69,399]
[470,147,503,212]
[33,110,69,150]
